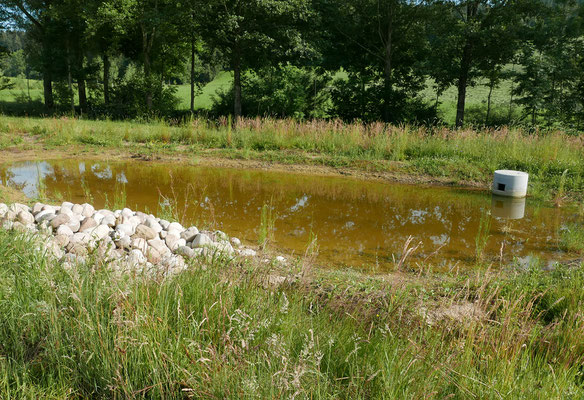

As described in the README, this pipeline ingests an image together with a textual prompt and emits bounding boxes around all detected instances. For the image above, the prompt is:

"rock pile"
[0,201,258,275]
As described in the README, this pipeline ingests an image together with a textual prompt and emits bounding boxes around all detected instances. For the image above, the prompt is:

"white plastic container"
[491,196,525,220]
[492,170,528,198]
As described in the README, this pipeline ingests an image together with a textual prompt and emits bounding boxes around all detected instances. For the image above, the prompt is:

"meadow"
[0,72,517,126]
[1,216,584,398]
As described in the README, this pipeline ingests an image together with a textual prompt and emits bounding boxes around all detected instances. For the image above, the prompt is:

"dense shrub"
[93,76,179,119]
[211,66,332,119]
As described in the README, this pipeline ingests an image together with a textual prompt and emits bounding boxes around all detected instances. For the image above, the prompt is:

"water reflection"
[491,196,526,220]
[0,160,575,270]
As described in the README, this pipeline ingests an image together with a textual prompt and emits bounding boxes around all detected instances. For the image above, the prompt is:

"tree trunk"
[67,41,75,114]
[142,25,154,112]
[455,3,477,128]
[103,53,110,105]
[42,72,53,110]
[190,38,195,113]
[233,47,242,119]
[382,6,394,123]
[455,41,472,127]
[78,78,87,115]
[77,54,87,115]
[486,80,494,125]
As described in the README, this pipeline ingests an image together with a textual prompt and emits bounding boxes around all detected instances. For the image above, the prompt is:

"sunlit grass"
[1,228,584,397]
[1,115,583,201]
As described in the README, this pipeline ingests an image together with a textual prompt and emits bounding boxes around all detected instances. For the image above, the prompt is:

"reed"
[475,209,492,262]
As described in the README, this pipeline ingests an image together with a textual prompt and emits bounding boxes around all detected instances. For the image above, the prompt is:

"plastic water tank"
[492,170,528,198]
[491,196,525,219]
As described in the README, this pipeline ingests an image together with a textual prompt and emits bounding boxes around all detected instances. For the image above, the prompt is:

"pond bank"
[1,115,583,203]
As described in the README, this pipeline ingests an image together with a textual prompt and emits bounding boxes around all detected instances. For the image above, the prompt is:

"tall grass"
[475,210,492,262]
[2,230,584,397]
[1,115,584,199]
[258,199,276,249]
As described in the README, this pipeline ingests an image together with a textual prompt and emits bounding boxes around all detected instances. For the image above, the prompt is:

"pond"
[0,159,577,271]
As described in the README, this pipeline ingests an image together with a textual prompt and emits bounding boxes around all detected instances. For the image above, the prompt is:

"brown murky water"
[0,160,577,270]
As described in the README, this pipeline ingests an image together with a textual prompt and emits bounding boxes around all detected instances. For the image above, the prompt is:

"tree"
[428,0,527,127]
[3,0,56,109]
[200,0,314,119]
[0,43,15,91]
[316,0,430,123]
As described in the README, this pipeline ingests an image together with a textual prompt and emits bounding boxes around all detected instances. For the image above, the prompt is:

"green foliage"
[212,66,332,119]
[101,76,179,118]
[329,73,438,123]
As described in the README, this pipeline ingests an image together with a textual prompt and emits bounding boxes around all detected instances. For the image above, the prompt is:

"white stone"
[231,237,242,247]
[115,223,135,237]
[130,237,148,253]
[148,239,171,256]
[239,248,257,257]
[167,222,184,232]
[128,249,147,267]
[81,203,95,217]
[35,209,55,223]
[115,234,131,249]
[92,212,105,224]
[66,216,81,233]
[102,214,116,227]
[191,233,213,248]
[60,201,74,210]
[89,224,110,241]
[181,227,199,242]
[176,246,196,259]
[9,203,30,214]
[165,233,181,251]
[17,211,34,225]
[56,225,74,237]
[159,219,170,230]
[31,203,44,215]
[144,217,163,233]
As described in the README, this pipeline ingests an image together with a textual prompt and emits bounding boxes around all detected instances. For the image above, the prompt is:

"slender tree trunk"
[508,63,515,120]
[42,72,54,110]
[78,78,87,115]
[103,53,110,105]
[455,41,472,127]
[382,6,394,123]
[455,3,477,128]
[486,80,494,125]
[77,55,87,115]
[233,45,242,119]
[66,41,75,114]
[142,25,154,112]
[190,38,196,113]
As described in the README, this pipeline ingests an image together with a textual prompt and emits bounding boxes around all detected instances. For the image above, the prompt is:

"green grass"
[1,115,583,202]
[560,222,584,254]
[175,71,233,111]
[0,72,518,125]
[1,227,584,397]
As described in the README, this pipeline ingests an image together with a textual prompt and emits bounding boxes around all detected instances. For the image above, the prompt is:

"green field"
[0,72,517,125]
